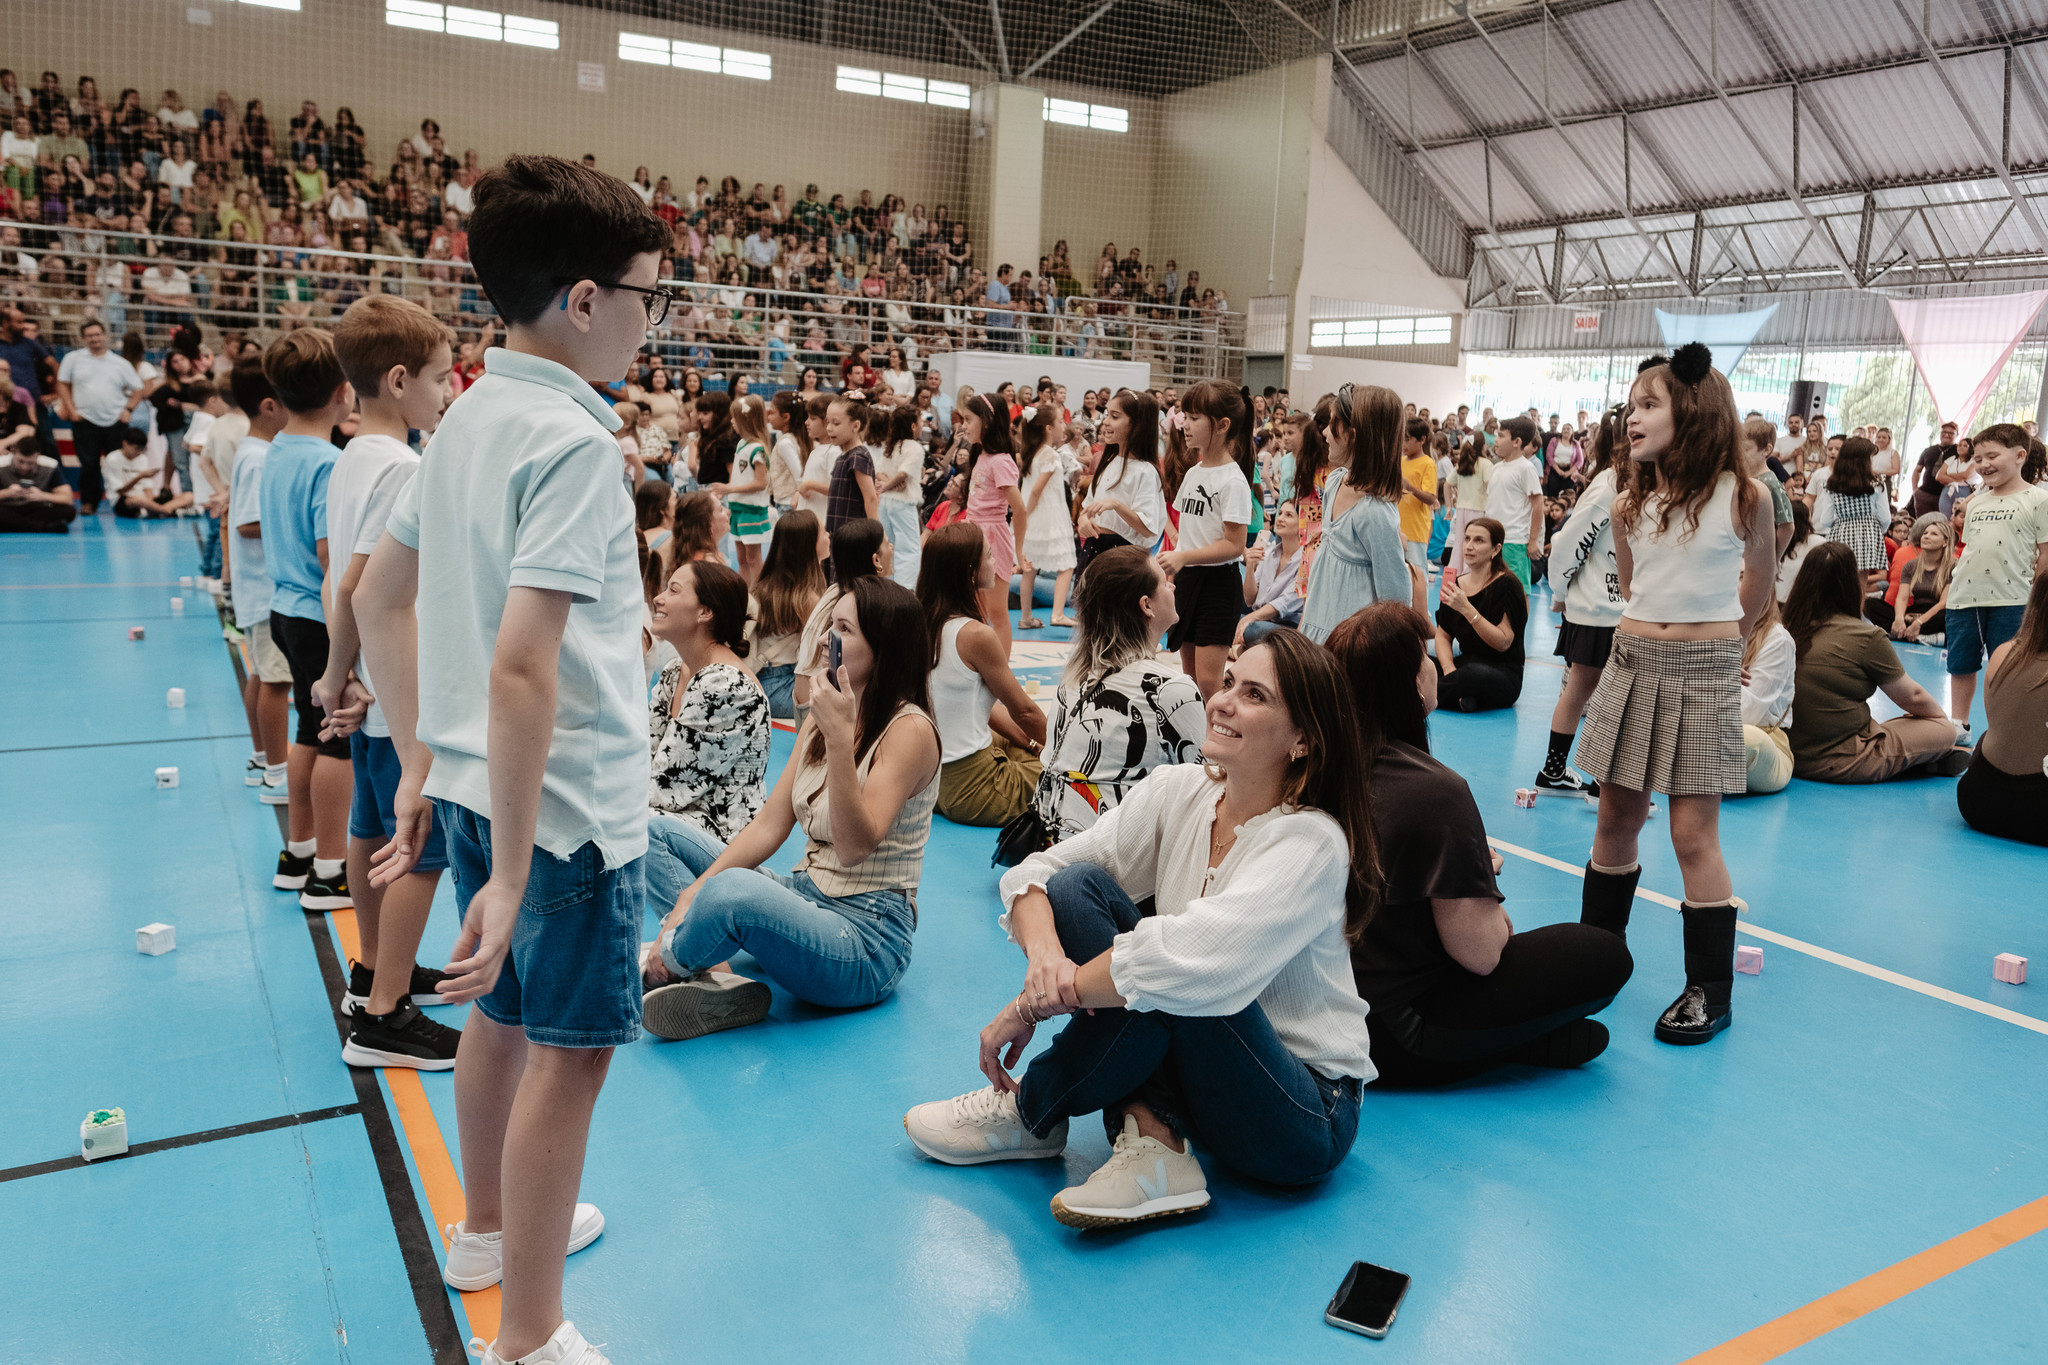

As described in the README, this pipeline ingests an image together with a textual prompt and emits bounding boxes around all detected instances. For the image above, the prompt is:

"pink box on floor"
[1735,946,1763,975]
[1513,788,1536,808]
[1994,953,2027,984]
[128,626,145,640]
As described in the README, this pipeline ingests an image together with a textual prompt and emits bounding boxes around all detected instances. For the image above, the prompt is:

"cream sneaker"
[903,1086,1068,1165]
[442,1203,605,1290]
[1050,1114,1210,1228]
[475,1318,611,1364]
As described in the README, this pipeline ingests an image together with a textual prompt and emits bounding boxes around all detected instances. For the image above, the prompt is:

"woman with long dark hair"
[1299,384,1419,643]
[644,559,771,849]
[641,576,942,1039]
[1956,569,2048,844]
[918,522,1047,826]
[1433,516,1528,713]
[1781,542,1967,783]
[904,631,1378,1227]
[1817,435,1891,589]
[1076,388,1164,570]
[748,510,827,719]
[1330,602,1633,1086]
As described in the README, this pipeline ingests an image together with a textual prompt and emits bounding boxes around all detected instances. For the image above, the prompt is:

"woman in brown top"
[1957,572,2048,846]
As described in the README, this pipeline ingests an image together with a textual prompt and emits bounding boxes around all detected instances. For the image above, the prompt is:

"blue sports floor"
[4,516,2045,1365]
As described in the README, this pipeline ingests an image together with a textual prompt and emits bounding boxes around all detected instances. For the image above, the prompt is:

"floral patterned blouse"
[648,661,770,842]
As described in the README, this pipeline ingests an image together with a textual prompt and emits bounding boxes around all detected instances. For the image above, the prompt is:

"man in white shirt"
[141,261,194,334]
[443,166,478,219]
[1775,412,1805,464]
[53,318,143,512]
[1485,415,1545,588]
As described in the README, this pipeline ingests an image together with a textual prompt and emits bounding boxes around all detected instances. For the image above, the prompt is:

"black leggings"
[1435,657,1523,712]
[1864,598,1944,637]
[1367,923,1634,1087]
[1956,747,2048,847]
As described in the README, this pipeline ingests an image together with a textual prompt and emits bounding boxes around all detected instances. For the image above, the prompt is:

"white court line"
[1488,836,2048,1039]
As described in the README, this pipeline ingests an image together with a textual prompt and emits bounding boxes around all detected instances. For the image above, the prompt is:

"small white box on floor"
[179,575,192,587]
[166,687,185,708]
[81,1108,128,1161]
[169,596,184,613]
[1994,953,2027,985]
[137,923,175,955]
[155,766,179,788]
[1735,946,1763,975]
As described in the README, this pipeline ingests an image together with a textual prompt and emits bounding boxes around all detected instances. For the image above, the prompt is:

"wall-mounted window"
[620,33,772,79]
[835,67,970,109]
[386,0,558,45]
[1311,316,1454,348]
[234,0,302,11]
[1043,97,1127,132]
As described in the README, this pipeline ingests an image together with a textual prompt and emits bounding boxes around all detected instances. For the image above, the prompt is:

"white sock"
[313,857,344,879]
[288,838,316,858]
[265,763,288,784]
[251,749,265,766]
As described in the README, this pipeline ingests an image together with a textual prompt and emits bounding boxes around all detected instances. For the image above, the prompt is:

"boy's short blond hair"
[1743,416,1776,452]
[333,294,455,401]
[263,327,350,416]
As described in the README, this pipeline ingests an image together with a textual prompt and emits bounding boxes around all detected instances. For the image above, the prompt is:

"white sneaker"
[640,969,772,1041]
[903,1086,1068,1165]
[474,1318,611,1365]
[1050,1113,1210,1229]
[442,1204,605,1291]
[259,777,289,806]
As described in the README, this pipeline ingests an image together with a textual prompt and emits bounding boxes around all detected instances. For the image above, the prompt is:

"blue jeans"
[756,663,795,719]
[350,732,448,871]
[197,512,221,577]
[437,798,644,1047]
[1015,864,1362,1187]
[1945,603,2027,674]
[648,813,916,1008]
[1240,618,1297,645]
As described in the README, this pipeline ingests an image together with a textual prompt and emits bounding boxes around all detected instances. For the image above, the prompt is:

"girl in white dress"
[1018,406,1079,629]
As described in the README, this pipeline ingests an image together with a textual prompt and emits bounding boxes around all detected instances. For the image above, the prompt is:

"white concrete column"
[967,83,1045,283]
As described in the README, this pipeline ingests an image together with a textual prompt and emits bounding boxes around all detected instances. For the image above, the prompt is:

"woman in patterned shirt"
[644,559,771,918]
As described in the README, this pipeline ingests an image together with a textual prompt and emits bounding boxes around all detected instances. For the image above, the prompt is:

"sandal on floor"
[1049,616,1077,629]
[1018,617,1045,629]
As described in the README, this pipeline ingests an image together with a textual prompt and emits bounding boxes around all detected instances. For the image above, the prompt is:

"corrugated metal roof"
[1809,56,2001,185]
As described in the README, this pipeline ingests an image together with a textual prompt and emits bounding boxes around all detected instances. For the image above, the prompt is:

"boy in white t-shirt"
[315,294,462,1072]
[1944,423,2048,727]
[353,157,672,1365]
[224,357,293,800]
[1484,415,1545,587]
[183,381,230,582]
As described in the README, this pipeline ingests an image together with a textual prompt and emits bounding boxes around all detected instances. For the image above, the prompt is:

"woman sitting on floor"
[747,510,826,720]
[903,630,1376,1229]
[640,576,942,1040]
[1023,545,1205,850]
[1737,585,1797,794]
[1782,543,1970,784]
[1869,512,1952,644]
[645,558,771,864]
[669,489,728,567]
[919,521,1048,827]
[1956,571,2048,846]
[1329,602,1633,1085]
[1433,516,1529,713]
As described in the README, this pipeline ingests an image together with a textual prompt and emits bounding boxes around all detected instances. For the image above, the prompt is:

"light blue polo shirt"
[258,431,339,623]
[387,348,648,868]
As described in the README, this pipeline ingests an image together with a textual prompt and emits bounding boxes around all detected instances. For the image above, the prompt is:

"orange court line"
[1682,1192,2048,1363]
[329,909,501,1344]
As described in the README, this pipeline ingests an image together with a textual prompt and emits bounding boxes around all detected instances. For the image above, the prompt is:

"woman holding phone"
[640,577,942,1041]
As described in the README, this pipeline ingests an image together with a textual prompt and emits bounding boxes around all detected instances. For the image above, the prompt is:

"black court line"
[203,568,467,1364]
[0,1103,364,1183]
[0,733,251,755]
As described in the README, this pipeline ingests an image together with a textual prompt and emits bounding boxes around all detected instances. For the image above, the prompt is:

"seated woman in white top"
[645,559,771,851]
[1019,545,1205,853]
[641,577,942,1040]
[903,630,1378,1229]
[1737,585,1796,794]
[919,520,1048,826]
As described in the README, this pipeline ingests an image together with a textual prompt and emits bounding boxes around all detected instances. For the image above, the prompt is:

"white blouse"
[998,763,1374,1081]
[1740,624,1796,730]
[1090,456,1165,546]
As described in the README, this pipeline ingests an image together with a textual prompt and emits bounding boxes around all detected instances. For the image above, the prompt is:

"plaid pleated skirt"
[1576,632,1746,796]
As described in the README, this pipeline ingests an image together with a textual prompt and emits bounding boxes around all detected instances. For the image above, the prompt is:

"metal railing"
[0,219,1246,384]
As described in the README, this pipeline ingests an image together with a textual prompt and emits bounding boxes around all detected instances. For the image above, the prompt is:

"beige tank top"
[791,704,942,899]
[1981,652,2048,777]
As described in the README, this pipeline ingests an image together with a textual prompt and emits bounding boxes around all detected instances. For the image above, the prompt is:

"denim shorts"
[436,798,645,1047]
[1945,604,2027,674]
[349,732,448,871]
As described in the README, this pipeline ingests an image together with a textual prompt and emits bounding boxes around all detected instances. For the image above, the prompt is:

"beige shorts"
[248,622,292,684]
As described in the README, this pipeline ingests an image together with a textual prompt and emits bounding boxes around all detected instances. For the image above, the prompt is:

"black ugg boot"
[1580,862,1641,942]
[1655,901,1738,1045]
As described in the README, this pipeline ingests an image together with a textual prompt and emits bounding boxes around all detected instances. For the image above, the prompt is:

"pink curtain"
[1887,290,2048,432]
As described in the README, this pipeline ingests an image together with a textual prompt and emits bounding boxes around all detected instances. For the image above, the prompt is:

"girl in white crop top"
[1575,347,1777,1050]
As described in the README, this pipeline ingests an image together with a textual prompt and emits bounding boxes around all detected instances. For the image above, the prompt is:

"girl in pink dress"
[958,392,1026,657]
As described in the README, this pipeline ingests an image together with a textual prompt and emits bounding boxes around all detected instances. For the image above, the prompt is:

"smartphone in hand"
[826,630,843,688]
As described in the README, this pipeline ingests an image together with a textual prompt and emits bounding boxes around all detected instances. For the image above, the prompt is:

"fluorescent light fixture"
[238,0,302,10]
[837,66,883,96]
[1088,104,1128,132]
[883,72,926,102]
[1045,97,1090,127]
[503,13,557,46]
[674,41,723,73]
[723,49,772,80]
[928,80,970,109]
[619,31,672,63]
[445,6,502,41]
[386,0,444,30]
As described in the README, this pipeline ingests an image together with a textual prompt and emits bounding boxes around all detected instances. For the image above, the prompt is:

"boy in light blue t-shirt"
[354,156,673,1365]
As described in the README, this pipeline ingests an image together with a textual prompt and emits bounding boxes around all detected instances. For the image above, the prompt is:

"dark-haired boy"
[258,329,360,909]
[354,154,669,1365]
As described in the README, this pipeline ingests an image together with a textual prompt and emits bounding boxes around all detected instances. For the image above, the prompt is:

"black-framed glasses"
[554,277,673,326]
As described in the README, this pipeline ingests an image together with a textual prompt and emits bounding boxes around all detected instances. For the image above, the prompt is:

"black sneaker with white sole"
[341,960,455,1015]
[1533,769,1599,798]
[274,850,314,890]
[342,999,462,1070]
[300,868,352,911]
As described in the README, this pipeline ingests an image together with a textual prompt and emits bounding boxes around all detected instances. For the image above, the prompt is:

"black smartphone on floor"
[1325,1261,1411,1339]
